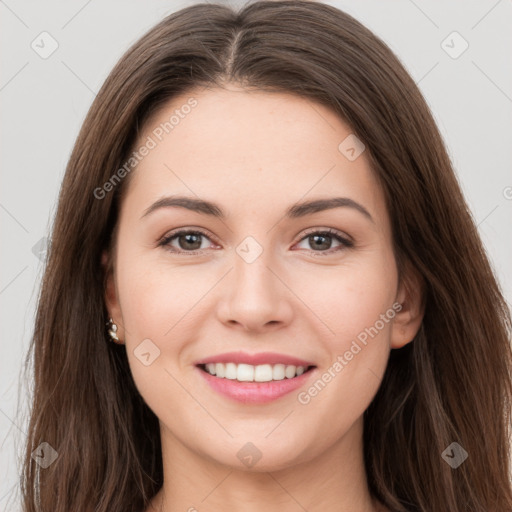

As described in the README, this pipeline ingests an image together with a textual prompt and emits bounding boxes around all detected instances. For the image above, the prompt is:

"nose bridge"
[218,234,292,330]
[233,235,279,303]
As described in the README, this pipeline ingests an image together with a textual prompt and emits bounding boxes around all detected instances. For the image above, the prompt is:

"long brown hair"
[19,1,512,511]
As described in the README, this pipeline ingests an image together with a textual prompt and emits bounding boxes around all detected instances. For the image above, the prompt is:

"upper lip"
[195,351,315,367]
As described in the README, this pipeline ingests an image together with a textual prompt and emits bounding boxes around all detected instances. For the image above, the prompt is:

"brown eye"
[158,227,353,256]
[159,229,213,254]
[295,228,353,255]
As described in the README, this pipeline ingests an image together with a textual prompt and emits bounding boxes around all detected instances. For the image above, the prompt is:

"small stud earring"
[106,317,123,344]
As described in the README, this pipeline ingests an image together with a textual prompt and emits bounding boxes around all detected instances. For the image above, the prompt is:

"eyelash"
[157,227,354,256]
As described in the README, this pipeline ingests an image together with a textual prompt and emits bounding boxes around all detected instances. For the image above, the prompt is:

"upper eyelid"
[300,226,352,242]
[159,227,217,245]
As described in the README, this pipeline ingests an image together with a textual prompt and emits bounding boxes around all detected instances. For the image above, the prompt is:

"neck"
[149,416,383,512]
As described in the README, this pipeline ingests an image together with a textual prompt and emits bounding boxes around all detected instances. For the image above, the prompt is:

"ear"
[390,260,425,349]
[101,249,125,343]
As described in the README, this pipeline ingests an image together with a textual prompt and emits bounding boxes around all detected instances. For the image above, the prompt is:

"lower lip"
[196,365,317,404]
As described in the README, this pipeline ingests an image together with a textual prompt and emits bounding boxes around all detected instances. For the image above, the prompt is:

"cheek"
[116,247,197,336]
[304,249,397,412]
[114,252,185,382]
[333,278,396,348]
[310,252,397,348]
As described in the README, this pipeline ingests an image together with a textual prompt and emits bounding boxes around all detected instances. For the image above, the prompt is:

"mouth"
[197,362,316,382]
[195,362,318,404]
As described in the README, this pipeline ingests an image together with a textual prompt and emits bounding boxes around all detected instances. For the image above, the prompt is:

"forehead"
[123,86,385,222]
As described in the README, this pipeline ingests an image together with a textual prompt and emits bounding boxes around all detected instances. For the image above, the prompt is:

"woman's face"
[104,85,420,471]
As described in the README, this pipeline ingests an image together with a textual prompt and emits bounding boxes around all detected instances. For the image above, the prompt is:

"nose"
[215,247,294,333]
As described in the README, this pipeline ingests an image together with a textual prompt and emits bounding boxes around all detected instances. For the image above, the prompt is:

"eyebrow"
[140,195,374,222]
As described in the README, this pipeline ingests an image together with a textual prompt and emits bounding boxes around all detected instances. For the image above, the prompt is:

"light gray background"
[1,0,511,509]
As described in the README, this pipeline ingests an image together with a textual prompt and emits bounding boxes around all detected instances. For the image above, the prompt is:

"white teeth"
[284,365,296,379]
[202,362,309,381]
[214,362,225,378]
[237,363,254,381]
[225,362,237,380]
[255,364,273,382]
[272,364,285,380]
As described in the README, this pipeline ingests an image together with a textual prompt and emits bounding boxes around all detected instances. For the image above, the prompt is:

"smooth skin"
[103,84,424,512]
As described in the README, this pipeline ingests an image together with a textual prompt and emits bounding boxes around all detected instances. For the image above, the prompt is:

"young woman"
[20,1,512,511]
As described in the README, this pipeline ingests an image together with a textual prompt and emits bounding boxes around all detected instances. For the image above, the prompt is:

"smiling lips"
[195,351,317,403]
